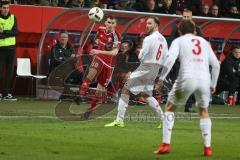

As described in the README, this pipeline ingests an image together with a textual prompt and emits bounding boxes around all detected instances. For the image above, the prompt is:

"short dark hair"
[148,16,160,26]
[183,8,192,13]
[59,30,68,35]
[105,15,117,22]
[179,20,195,35]
[232,45,240,51]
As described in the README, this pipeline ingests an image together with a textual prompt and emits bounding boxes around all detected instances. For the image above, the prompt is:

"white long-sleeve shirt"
[138,31,168,64]
[159,34,220,88]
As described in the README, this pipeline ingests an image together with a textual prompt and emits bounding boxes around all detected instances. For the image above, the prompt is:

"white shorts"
[125,63,160,96]
[168,78,210,108]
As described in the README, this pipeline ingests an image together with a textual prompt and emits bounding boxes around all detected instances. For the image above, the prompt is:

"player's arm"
[161,40,169,62]
[156,40,179,91]
[158,39,180,81]
[90,47,119,56]
[138,38,150,60]
[90,31,121,56]
[208,44,220,92]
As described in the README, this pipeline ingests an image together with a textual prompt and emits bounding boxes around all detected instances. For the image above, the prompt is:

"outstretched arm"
[90,47,119,56]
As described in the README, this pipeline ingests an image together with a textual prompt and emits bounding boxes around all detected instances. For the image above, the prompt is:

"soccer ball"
[88,7,104,22]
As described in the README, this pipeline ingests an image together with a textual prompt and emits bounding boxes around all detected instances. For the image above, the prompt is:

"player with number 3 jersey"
[154,20,220,156]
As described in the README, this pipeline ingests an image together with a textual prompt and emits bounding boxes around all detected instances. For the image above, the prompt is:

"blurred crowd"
[7,0,240,19]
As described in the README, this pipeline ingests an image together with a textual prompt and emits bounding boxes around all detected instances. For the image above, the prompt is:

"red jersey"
[95,26,121,66]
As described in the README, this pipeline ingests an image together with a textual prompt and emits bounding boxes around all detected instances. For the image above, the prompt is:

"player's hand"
[155,80,163,93]
[168,79,173,86]
[210,87,216,94]
[90,49,98,55]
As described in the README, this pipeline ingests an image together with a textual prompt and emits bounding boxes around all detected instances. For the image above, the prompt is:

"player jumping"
[79,15,121,113]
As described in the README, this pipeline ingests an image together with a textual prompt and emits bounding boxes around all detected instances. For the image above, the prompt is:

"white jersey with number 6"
[125,31,168,96]
[138,31,168,64]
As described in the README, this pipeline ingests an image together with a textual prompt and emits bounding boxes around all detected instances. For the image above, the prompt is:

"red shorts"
[90,57,113,87]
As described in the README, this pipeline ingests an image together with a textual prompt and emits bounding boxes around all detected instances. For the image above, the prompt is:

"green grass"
[0,99,240,160]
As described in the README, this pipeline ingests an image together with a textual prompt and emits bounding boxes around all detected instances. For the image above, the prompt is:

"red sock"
[88,99,98,112]
[108,85,116,95]
[79,77,91,96]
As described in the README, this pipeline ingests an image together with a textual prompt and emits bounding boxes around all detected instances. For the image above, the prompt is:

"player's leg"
[154,80,193,154]
[195,82,212,156]
[105,64,148,127]
[184,94,196,112]
[85,63,112,117]
[143,78,164,127]
[79,57,102,96]
[104,66,131,127]
[154,102,175,154]
[79,67,97,96]
[141,91,164,128]
[113,66,146,124]
[143,64,164,120]
[104,87,130,127]
[146,95,164,119]
[199,107,212,157]
[88,83,105,112]
[83,83,105,119]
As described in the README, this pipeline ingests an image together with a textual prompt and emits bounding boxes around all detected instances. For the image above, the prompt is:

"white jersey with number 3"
[162,34,220,88]
[138,31,168,64]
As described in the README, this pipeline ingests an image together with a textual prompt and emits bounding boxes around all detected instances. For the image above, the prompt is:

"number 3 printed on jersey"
[192,39,202,55]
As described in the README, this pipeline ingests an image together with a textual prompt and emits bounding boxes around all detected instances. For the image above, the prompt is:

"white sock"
[162,111,175,144]
[146,97,164,120]
[116,94,129,122]
[200,117,212,147]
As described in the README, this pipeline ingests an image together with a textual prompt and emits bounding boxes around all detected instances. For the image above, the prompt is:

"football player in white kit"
[104,16,168,128]
[154,20,220,156]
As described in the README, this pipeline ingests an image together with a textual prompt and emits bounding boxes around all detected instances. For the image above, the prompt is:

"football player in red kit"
[79,15,121,113]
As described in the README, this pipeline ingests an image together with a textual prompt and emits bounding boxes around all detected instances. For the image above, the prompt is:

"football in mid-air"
[88,7,104,22]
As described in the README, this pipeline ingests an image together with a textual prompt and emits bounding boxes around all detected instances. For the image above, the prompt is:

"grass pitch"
[0,99,240,160]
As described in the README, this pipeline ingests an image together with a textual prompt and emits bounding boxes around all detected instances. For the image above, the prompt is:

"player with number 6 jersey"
[104,16,168,128]
[138,30,168,65]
